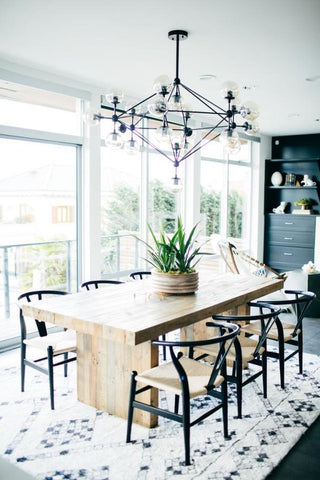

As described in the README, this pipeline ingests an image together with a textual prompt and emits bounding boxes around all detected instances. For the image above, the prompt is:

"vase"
[151,269,199,294]
[271,171,283,186]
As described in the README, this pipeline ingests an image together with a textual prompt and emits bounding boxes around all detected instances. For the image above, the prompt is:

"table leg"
[76,332,158,427]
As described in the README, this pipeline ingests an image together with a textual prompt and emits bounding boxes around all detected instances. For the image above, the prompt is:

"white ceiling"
[0,0,319,137]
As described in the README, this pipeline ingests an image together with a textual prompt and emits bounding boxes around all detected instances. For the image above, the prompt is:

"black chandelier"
[90,30,259,185]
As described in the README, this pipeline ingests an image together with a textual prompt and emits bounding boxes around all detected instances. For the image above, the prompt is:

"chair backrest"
[153,322,240,394]
[129,271,151,280]
[80,279,125,290]
[18,290,69,338]
[212,302,282,359]
[257,290,315,338]
[218,240,286,280]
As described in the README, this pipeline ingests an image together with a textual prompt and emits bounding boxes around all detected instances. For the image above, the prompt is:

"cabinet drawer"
[265,229,314,247]
[266,214,315,233]
[265,245,314,269]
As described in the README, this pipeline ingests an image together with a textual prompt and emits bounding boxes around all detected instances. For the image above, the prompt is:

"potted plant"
[294,198,312,211]
[144,217,205,294]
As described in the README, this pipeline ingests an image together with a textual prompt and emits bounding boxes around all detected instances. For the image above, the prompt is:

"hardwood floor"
[266,317,320,479]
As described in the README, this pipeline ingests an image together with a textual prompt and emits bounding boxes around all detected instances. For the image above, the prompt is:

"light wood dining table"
[23,272,284,427]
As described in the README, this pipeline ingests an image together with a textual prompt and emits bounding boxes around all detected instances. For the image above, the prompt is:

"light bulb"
[219,129,241,154]
[82,110,99,126]
[153,75,172,94]
[154,125,172,144]
[220,81,239,99]
[147,94,167,117]
[246,121,260,136]
[105,90,124,104]
[125,138,140,154]
[239,101,259,121]
[106,131,124,149]
[167,93,184,111]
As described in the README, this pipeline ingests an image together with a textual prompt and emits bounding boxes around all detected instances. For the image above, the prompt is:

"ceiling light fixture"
[88,30,259,185]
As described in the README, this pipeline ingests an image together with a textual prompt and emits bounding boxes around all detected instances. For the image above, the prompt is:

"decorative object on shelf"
[272,201,287,214]
[285,173,296,186]
[293,198,313,214]
[86,30,259,186]
[301,174,316,186]
[143,216,206,294]
[271,171,283,186]
[302,261,318,274]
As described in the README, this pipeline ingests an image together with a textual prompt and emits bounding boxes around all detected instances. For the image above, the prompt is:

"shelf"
[267,186,317,189]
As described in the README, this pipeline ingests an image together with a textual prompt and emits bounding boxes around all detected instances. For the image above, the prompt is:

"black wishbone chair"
[81,279,125,290]
[244,290,315,388]
[192,302,281,418]
[18,290,77,410]
[126,321,240,466]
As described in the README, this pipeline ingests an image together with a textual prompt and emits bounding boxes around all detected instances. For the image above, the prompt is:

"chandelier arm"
[117,93,157,120]
[132,129,174,163]
[180,83,227,114]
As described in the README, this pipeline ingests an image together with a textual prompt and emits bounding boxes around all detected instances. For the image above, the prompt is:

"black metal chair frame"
[256,290,315,389]
[126,322,240,466]
[80,279,125,290]
[18,289,77,410]
[129,271,151,280]
[193,302,281,418]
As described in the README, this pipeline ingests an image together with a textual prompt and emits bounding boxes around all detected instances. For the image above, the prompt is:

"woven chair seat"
[136,356,224,398]
[196,334,264,369]
[24,329,76,355]
[242,321,300,342]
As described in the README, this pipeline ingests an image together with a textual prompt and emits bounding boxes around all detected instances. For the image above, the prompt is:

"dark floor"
[266,317,320,480]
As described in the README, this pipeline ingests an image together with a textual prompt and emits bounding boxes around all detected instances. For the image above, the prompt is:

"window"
[200,139,252,263]
[52,205,75,223]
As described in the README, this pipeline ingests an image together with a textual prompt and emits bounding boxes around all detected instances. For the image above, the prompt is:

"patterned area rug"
[0,349,319,480]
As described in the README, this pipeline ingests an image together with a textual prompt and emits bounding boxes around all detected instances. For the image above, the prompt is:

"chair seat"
[136,356,224,398]
[24,329,76,355]
[242,321,299,342]
[196,335,264,369]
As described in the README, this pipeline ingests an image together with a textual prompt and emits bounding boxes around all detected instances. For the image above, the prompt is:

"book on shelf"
[292,209,313,215]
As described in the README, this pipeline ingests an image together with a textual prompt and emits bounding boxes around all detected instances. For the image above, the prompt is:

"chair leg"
[262,349,267,398]
[47,346,55,410]
[222,379,228,438]
[182,394,191,466]
[174,394,180,414]
[298,331,303,375]
[126,372,137,443]
[21,343,26,392]
[161,334,166,361]
[64,352,68,377]
[236,361,242,419]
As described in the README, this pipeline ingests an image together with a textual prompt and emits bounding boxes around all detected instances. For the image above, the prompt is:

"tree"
[200,187,220,236]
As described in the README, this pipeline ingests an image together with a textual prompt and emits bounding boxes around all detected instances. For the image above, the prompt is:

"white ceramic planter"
[151,269,199,294]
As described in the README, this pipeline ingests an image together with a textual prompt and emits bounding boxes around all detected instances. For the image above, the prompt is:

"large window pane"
[100,147,141,275]
[0,138,78,343]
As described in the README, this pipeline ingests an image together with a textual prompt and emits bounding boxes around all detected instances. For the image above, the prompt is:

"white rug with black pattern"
[0,349,319,480]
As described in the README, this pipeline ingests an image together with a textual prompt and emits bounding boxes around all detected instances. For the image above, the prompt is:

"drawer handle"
[284,237,293,240]
[285,222,293,225]
[283,252,293,256]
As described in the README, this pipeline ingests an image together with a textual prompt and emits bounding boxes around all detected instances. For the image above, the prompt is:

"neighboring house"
[0,163,75,245]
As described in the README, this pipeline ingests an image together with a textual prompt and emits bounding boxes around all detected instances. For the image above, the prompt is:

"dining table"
[22,271,284,427]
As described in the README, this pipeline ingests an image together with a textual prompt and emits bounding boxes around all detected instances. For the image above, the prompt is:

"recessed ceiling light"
[305,75,320,82]
[199,74,216,81]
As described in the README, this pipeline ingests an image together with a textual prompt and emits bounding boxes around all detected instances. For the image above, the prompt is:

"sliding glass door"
[0,137,79,348]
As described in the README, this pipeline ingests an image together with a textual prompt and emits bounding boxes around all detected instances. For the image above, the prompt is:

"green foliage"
[200,187,220,236]
[145,217,204,273]
[294,198,312,206]
[228,190,243,238]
